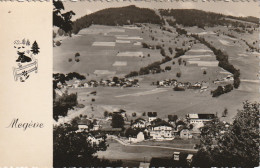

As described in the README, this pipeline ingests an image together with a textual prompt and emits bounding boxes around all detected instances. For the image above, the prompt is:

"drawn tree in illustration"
[31,41,40,55]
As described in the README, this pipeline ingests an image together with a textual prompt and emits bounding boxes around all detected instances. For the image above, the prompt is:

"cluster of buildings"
[156,79,209,91]
[62,78,140,89]
[73,109,215,145]
[127,112,215,142]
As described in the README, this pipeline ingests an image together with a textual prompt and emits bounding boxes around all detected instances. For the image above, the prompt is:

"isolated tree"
[212,86,224,97]
[165,66,171,71]
[31,41,40,55]
[178,58,182,65]
[169,47,173,54]
[168,115,178,123]
[192,101,259,167]
[111,113,124,129]
[112,76,119,83]
[160,48,166,56]
[222,108,228,117]
[75,52,80,57]
[176,72,181,78]
[104,111,109,118]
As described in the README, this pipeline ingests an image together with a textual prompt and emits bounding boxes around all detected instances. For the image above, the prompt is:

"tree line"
[160,9,257,29]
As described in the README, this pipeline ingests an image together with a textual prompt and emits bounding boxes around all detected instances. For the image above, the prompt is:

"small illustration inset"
[12,39,40,82]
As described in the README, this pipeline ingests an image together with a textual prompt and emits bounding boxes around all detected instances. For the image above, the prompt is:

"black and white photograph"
[53,1,259,167]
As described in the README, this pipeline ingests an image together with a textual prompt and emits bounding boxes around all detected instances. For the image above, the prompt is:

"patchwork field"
[54,23,259,124]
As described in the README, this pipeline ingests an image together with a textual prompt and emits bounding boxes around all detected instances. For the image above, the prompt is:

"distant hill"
[226,16,259,24]
[72,5,163,34]
[71,7,258,34]
[159,9,258,28]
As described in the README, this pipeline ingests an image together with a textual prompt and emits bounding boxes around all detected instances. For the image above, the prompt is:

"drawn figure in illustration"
[14,39,32,63]
[13,39,40,82]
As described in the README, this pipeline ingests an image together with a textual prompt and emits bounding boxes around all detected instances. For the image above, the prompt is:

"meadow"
[54,23,259,123]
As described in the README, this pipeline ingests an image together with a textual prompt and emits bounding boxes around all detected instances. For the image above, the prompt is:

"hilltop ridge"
[70,6,258,35]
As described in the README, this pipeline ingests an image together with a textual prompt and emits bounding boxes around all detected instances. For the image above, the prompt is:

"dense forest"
[69,7,258,35]
[72,5,163,34]
[159,9,258,28]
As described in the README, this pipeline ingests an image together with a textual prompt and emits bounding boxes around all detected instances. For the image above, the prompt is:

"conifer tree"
[31,41,40,55]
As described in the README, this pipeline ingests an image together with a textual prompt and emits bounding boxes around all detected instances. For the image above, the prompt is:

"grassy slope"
[54,8,259,124]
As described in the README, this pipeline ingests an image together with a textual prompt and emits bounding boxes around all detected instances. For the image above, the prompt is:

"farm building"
[186,113,215,125]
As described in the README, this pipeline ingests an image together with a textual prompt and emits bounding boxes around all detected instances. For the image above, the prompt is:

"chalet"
[159,81,165,86]
[200,86,208,92]
[129,131,145,143]
[189,82,201,89]
[77,118,92,132]
[72,80,82,88]
[180,129,193,139]
[150,121,174,140]
[132,118,146,128]
[139,162,150,168]
[224,75,234,81]
[186,113,215,126]
[83,83,89,88]
[148,112,157,122]
[92,120,102,131]
[87,134,104,145]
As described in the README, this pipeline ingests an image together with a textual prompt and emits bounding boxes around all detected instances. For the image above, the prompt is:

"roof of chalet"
[188,113,215,120]
[148,112,157,117]
[132,118,146,124]
[153,120,173,128]
[139,162,150,168]
[77,118,92,125]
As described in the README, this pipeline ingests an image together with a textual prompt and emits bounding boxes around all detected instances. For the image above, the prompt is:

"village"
[62,107,217,166]
[57,77,140,89]
[72,108,215,145]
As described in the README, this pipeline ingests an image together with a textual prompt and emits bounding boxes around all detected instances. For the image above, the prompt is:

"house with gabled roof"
[77,118,92,132]
[131,118,146,128]
[150,120,174,140]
